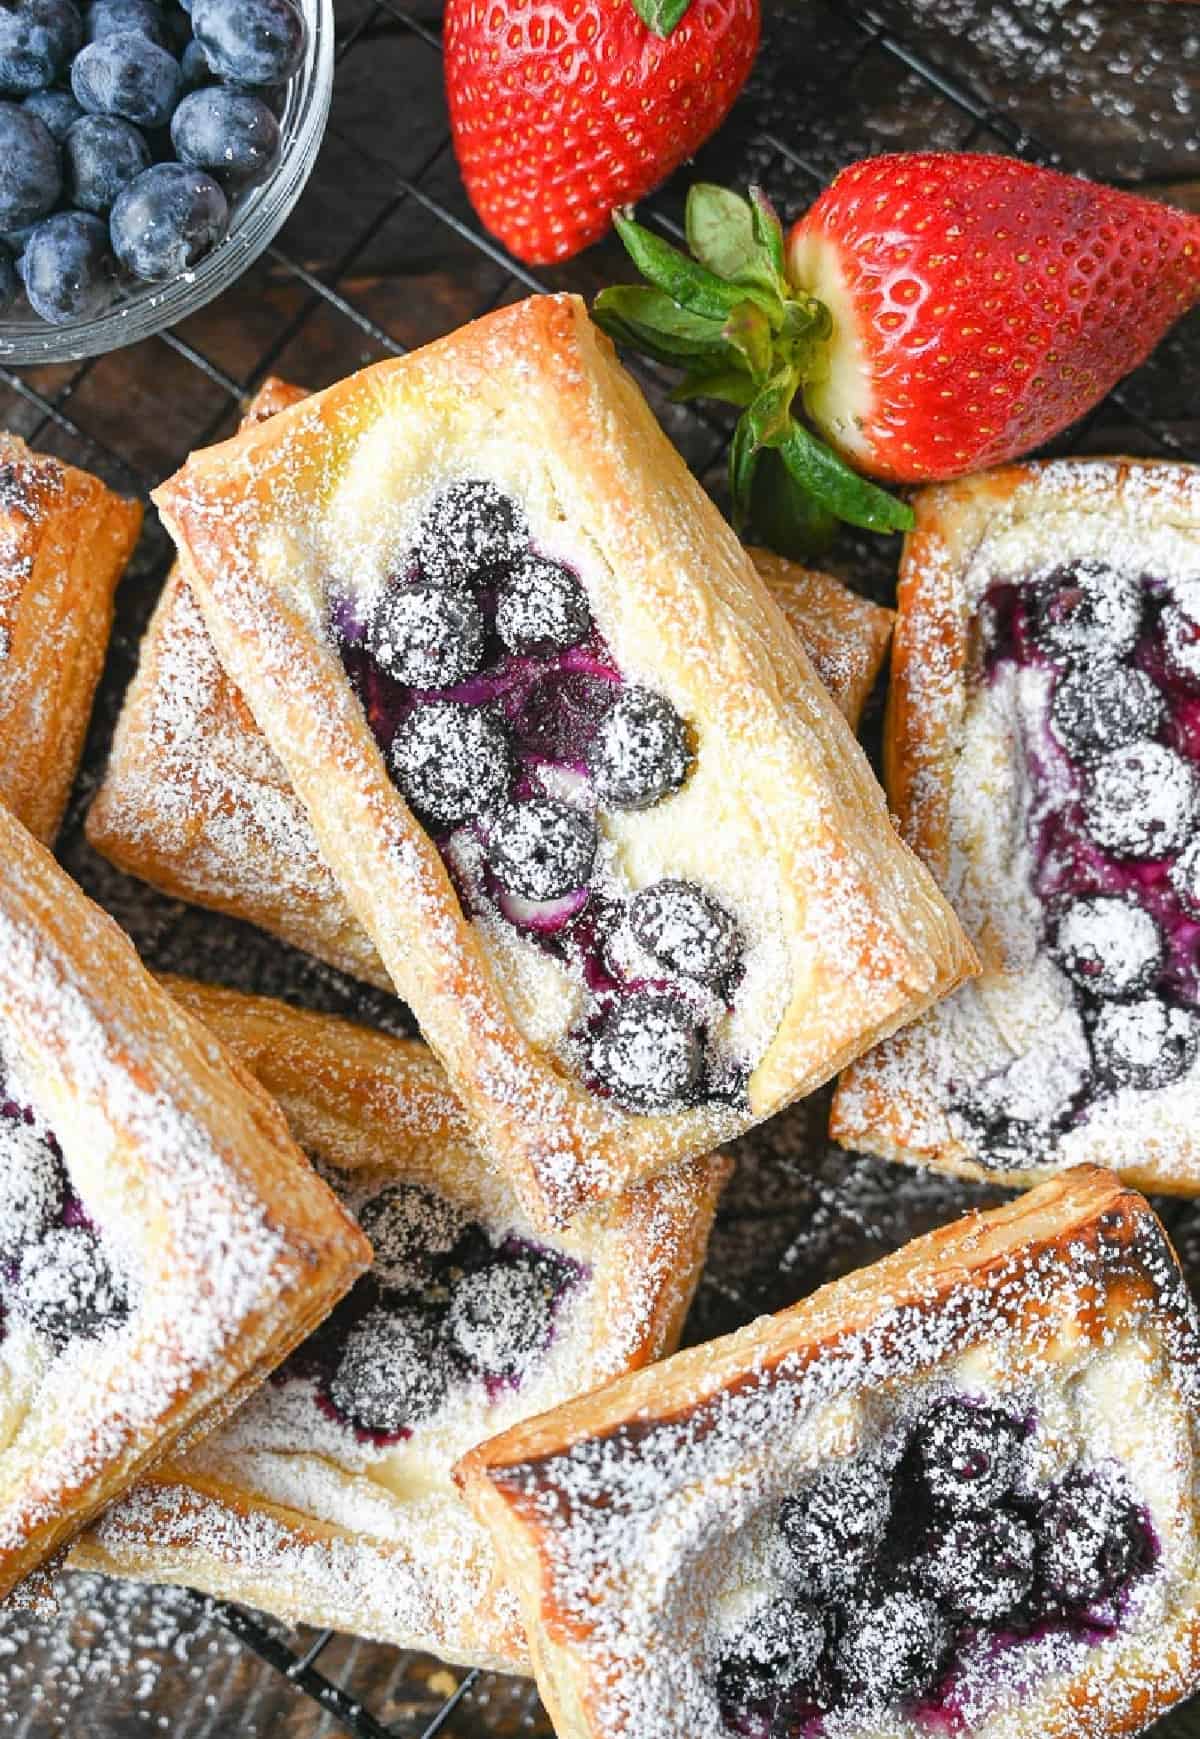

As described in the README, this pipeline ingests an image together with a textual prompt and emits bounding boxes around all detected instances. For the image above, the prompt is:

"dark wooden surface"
[0,1,1198,1733]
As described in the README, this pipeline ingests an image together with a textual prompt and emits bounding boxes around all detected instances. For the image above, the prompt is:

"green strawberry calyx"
[592,184,913,555]
[630,0,697,37]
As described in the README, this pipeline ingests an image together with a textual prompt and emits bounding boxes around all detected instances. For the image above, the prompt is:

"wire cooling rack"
[1,0,1198,1734]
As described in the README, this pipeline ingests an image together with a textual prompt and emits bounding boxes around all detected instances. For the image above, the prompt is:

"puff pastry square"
[0,435,141,844]
[151,294,970,1226]
[86,375,893,995]
[74,978,729,1670]
[0,806,369,1603]
[833,460,1200,1196]
[459,1165,1200,1739]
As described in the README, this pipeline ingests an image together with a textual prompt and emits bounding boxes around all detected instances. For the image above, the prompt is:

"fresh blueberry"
[368,578,485,689]
[85,0,164,43]
[445,1254,558,1379]
[716,1596,825,1709]
[414,476,527,590]
[588,686,692,810]
[833,1591,950,1707]
[22,84,83,138]
[71,31,180,127]
[1030,561,1142,664]
[1162,605,1200,691]
[0,240,17,309]
[1082,741,1198,859]
[487,797,597,901]
[16,1225,128,1343]
[0,0,82,96]
[190,0,305,86]
[0,1118,64,1261]
[496,555,591,654]
[177,33,209,88]
[1171,837,1200,920]
[589,990,702,1112]
[920,1509,1036,1622]
[0,102,61,227]
[1,218,41,253]
[1091,996,1198,1093]
[1038,1470,1151,1606]
[170,84,279,184]
[110,161,227,279]
[389,699,511,828]
[21,211,119,321]
[1054,896,1164,1001]
[64,112,148,211]
[628,879,742,987]
[356,1182,467,1292]
[1050,663,1164,764]
[327,1302,450,1433]
[912,1398,1025,1511]
[779,1458,892,1600]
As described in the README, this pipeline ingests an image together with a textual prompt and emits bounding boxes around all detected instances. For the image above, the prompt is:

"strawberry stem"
[630,0,697,37]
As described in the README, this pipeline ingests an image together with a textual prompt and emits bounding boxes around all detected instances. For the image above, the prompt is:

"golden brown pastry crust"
[0,435,141,843]
[149,296,972,1228]
[457,1166,1200,1739]
[0,809,369,1603]
[73,977,729,1669]
[832,458,1200,1194]
[86,383,891,993]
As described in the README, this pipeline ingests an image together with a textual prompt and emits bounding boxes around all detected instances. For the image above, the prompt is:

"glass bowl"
[0,0,334,364]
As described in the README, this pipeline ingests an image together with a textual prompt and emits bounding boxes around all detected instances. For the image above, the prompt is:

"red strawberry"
[444,0,759,266]
[786,152,1200,483]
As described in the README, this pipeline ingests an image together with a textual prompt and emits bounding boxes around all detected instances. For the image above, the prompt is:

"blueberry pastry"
[147,299,969,1225]
[458,1165,1200,1737]
[0,434,140,843]
[833,459,1200,1194]
[87,379,895,996]
[0,809,368,1605]
[75,980,729,1669]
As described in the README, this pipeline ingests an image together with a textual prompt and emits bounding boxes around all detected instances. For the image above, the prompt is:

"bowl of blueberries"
[0,0,333,359]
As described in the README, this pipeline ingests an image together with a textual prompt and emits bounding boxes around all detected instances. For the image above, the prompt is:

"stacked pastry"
[2,294,1198,1739]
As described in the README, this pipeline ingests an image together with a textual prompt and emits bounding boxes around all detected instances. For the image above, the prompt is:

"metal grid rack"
[2,0,1198,1733]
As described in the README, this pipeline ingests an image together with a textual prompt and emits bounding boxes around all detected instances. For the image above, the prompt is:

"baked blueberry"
[495,556,591,654]
[389,700,511,828]
[0,103,61,227]
[22,85,83,139]
[1162,605,1200,690]
[1030,561,1141,664]
[1171,837,1200,919]
[589,991,702,1111]
[628,879,741,987]
[0,0,82,95]
[716,1595,825,1708]
[16,1226,128,1343]
[0,1120,63,1262]
[445,1254,557,1378]
[912,1398,1025,1511]
[327,1303,450,1433]
[64,112,149,211]
[170,85,280,185]
[356,1182,467,1292]
[511,669,615,763]
[190,0,306,86]
[833,1590,950,1706]
[414,477,527,590]
[948,1006,1090,1171]
[71,31,180,127]
[1091,996,1198,1093]
[1054,896,1164,1001]
[1038,1470,1150,1606]
[486,798,597,901]
[1082,741,1198,859]
[85,0,164,43]
[368,579,485,691]
[21,211,119,321]
[110,161,228,279]
[1050,664,1164,763]
[779,1457,892,1599]
[588,686,692,810]
[921,1509,1036,1622]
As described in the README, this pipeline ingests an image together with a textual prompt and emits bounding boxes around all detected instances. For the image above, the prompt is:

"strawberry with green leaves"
[593,155,1200,552]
